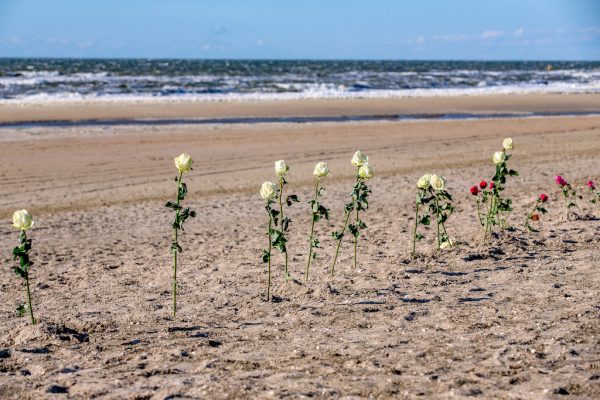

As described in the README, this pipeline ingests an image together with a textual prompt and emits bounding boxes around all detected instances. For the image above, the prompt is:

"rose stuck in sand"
[274,160,299,281]
[11,209,37,325]
[305,162,330,281]
[331,151,373,275]
[165,153,197,317]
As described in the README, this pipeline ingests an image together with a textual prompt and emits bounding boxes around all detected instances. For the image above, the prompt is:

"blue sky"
[0,0,598,60]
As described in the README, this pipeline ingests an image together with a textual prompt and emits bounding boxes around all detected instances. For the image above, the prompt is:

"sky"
[0,0,598,60]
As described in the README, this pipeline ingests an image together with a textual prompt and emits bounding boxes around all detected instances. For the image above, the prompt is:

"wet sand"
[0,94,599,399]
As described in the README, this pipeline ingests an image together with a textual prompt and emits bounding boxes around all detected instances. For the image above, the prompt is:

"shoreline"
[2,110,599,129]
[0,93,598,124]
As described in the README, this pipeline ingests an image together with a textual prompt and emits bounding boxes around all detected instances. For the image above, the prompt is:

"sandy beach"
[0,93,599,399]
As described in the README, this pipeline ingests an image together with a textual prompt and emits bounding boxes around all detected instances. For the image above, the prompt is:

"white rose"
[351,150,368,167]
[260,181,277,200]
[274,160,289,177]
[492,151,506,165]
[174,153,193,173]
[313,162,329,178]
[440,238,455,249]
[502,138,514,151]
[417,173,432,190]
[429,174,446,191]
[358,163,374,179]
[12,209,34,231]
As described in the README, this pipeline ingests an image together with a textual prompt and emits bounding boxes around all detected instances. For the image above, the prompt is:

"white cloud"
[514,28,524,37]
[481,30,503,39]
[433,34,468,41]
[415,35,425,45]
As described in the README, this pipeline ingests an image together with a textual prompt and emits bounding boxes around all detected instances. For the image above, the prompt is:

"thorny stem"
[412,202,419,257]
[278,177,290,281]
[476,197,484,227]
[25,275,35,325]
[21,231,35,325]
[483,191,494,243]
[354,207,360,269]
[331,209,352,275]
[523,200,540,229]
[172,171,183,318]
[434,192,441,249]
[266,211,273,301]
[305,180,320,282]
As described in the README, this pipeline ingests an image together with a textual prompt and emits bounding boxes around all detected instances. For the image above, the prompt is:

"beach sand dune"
[0,95,599,398]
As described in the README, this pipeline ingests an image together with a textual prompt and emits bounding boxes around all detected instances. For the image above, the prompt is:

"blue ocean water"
[0,59,598,102]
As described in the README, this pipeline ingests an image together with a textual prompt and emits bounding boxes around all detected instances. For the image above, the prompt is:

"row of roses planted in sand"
[9,141,599,321]
[259,151,374,301]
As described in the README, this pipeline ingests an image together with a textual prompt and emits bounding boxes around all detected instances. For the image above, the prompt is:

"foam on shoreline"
[1,81,599,106]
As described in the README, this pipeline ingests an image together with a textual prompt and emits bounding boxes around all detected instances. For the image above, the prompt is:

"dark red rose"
[539,193,548,203]
[470,186,479,195]
[479,180,487,189]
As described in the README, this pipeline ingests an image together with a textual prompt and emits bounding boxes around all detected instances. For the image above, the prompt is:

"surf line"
[1,111,599,129]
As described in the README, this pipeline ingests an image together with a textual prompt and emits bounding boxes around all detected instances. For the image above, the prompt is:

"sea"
[0,59,599,104]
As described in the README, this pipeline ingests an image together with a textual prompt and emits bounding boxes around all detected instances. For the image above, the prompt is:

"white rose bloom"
[274,160,289,177]
[260,181,277,200]
[174,153,193,173]
[351,150,369,167]
[502,138,514,151]
[429,174,446,191]
[358,163,374,179]
[12,209,34,231]
[492,151,506,165]
[417,173,432,190]
[313,162,329,178]
[440,238,455,249]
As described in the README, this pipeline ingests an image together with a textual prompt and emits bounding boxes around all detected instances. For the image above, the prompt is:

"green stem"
[353,207,360,269]
[476,197,484,227]
[412,202,419,257]
[267,212,273,301]
[331,209,352,275]
[25,275,35,325]
[278,178,289,281]
[483,192,494,243]
[21,231,35,325]
[523,200,539,229]
[172,171,183,318]
[305,180,319,282]
[434,193,441,249]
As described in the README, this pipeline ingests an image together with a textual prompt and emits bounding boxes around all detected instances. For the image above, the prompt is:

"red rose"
[588,180,595,190]
[479,180,487,189]
[470,186,479,195]
[489,182,495,189]
[539,193,548,203]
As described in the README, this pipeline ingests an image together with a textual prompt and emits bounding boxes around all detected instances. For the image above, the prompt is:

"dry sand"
[0,94,599,399]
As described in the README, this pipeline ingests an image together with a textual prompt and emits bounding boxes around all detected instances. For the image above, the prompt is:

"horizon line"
[0,56,599,63]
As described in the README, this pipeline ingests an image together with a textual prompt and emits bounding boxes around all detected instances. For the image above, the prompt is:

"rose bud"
[587,180,596,189]
[470,186,479,196]
[530,213,540,221]
[489,182,495,189]
[174,153,193,173]
[479,180,488,189]
[539,193,548,203]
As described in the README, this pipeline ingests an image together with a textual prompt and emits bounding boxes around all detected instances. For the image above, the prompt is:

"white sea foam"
[1,80,599,106]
